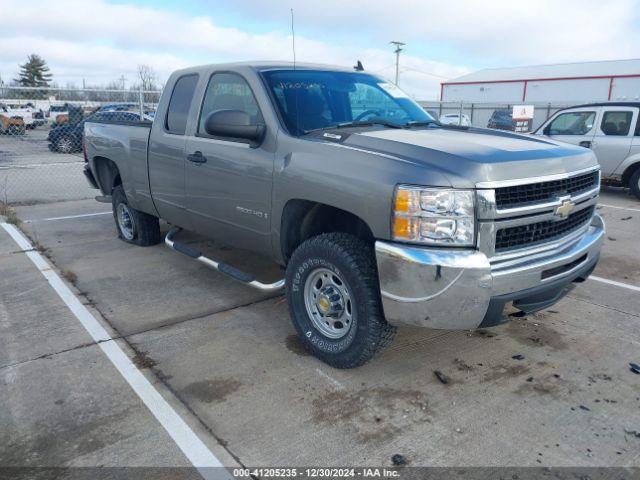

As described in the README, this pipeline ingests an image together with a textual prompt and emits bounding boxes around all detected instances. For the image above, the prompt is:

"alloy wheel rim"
[58,138,73,153]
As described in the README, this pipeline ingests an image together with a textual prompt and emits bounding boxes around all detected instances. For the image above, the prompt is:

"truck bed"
[84,119,154,213]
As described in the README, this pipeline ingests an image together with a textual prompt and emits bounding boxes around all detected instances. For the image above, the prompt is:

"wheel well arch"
[93,156,121,195]
[280,199,375,263]
[621,161,640,186]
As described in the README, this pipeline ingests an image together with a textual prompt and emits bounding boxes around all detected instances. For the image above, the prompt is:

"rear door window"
[600,111,633,136]
[165,74,199,135]
[547,111,595,135]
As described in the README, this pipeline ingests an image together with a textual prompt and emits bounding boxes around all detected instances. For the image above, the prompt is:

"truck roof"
[170,61,362,77]
[558,102,640,110]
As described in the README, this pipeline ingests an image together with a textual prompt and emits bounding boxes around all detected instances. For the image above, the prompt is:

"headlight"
[392,185,475,246]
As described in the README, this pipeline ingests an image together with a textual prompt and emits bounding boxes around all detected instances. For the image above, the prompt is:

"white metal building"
[441,59,640,103]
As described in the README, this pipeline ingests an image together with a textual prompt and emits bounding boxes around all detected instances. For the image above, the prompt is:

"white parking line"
[0,161,84,169]
[589,275,640,293]
[0,222,230,480]
[598,203,640,213]
[24,211,111,223]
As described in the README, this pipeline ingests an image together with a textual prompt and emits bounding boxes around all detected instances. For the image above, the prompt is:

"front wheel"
[285,233,395,369]
[112,185,161,246]
[630,168,640,200]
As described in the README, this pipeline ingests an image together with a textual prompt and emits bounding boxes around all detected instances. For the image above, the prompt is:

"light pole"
[390,41,405,85]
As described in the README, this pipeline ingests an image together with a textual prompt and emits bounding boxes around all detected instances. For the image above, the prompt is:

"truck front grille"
[495,171,598,209]
[495,206,595,252]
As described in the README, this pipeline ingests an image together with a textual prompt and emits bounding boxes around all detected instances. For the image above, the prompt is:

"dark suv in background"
[488,109,514,131]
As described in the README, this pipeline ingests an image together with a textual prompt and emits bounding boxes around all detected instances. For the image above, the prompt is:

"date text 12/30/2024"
[233,468,401,478]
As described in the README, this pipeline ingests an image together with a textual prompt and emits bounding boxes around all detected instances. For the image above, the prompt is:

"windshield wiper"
[335,120,403,129]
[303,119,403,135]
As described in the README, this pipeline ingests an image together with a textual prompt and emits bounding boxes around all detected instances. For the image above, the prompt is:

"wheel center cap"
[316,286,344,318]
[317,296,330,313]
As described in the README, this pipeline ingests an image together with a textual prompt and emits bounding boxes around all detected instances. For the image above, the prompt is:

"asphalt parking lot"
[1,185,639,473]
[0,129,92,204]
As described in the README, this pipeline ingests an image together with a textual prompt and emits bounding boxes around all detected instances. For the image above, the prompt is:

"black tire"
[630,168,640,200]
[8,124,25,136]
[285,233,395,369]
[111,185,161,246]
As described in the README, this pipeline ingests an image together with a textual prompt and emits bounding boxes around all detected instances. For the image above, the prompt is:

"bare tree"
[136,64,158,92]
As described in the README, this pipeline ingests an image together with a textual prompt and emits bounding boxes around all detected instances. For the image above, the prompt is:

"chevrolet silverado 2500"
[83,62,604,368]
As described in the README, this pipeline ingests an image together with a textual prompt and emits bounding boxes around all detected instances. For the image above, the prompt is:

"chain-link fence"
[0,87,599,207]
[0,85,160,205]
[418,101,578,132]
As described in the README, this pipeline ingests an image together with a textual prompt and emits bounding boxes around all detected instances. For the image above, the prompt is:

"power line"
[400,66,450,80]
[371,64,396,73]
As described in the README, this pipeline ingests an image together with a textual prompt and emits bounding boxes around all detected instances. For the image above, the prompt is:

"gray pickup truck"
[84,62,604,368]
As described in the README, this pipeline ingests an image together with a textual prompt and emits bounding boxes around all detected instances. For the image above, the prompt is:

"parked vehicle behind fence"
[47,104,70,126]
[49,110,151,153]
[439,112,471,126]
[535,102,640,199]
[83,61,604,368]
[98,103,139,112]
[488,109,515,131]
[0,108,26,135]
[1,103,40,129]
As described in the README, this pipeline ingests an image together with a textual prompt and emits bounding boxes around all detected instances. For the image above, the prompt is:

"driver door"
[184,72,274,255]
[541,107,599,148]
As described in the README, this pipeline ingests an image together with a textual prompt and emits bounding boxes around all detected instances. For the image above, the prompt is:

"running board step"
[165,227,285,292]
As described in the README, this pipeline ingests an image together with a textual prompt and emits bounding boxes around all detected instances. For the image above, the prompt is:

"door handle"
[187,151,207,164]
[579,141,592,148]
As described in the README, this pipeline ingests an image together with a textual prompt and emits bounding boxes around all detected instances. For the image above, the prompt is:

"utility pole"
[119,75,126,101]
[390,41,405,85]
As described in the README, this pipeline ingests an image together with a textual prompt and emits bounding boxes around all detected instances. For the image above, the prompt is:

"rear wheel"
[111,185,161,246]
[630,168,640,200]
[55,135,74,153]
[285,233,395,369]
[8,124,25,136]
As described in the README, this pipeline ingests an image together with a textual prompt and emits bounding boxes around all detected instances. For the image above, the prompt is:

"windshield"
[261,69,434,134]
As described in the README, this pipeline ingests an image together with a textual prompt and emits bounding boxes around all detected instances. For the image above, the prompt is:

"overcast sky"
[1,0,639,99]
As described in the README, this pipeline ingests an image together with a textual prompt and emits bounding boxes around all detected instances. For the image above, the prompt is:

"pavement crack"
[567,294,640,318]
[121,295,283,338]
[0,340,99,371]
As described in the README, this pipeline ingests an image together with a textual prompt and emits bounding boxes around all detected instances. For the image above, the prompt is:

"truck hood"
[338,127,598,188]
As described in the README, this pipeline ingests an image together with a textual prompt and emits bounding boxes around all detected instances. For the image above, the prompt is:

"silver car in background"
[439,112,471,126]
[536,102,640,199]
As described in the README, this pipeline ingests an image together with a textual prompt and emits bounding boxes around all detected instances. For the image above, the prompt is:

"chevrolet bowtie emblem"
[555,199,575,219]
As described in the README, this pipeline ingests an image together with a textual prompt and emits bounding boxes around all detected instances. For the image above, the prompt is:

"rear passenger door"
[184,71,274,254]
[590,106,636,175]
[148,73,199,227]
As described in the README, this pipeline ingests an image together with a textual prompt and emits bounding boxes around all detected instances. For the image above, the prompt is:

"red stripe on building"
[442,73,640,87]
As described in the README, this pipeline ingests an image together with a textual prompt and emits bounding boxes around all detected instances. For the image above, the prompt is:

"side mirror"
[543,125,551,135]
[204,109,265,144]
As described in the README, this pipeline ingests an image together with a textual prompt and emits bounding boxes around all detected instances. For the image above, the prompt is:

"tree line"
[1,54,163,103]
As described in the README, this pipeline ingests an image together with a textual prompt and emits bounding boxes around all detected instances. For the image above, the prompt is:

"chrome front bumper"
[375,214,604,330]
